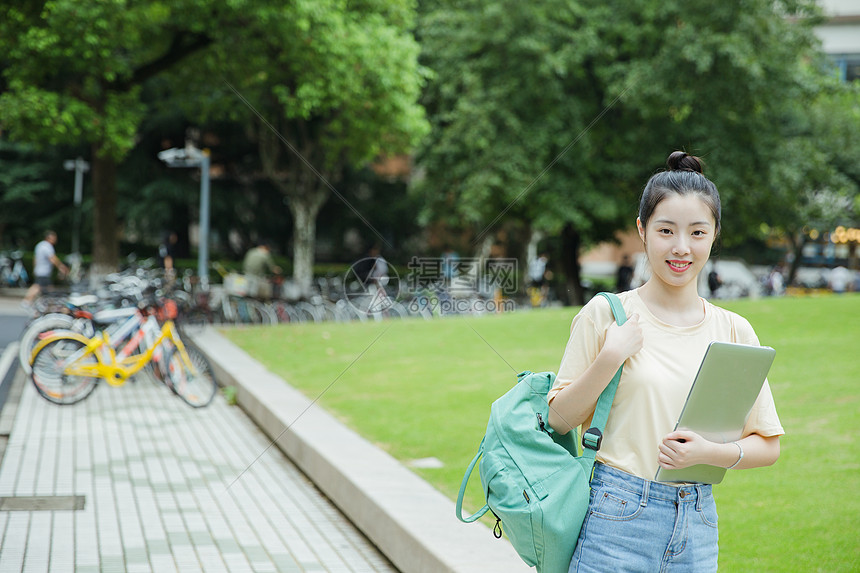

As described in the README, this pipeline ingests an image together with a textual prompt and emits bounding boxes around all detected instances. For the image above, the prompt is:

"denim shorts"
[569,463,719,573]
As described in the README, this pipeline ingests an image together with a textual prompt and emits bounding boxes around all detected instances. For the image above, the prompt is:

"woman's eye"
[659,229,672,235]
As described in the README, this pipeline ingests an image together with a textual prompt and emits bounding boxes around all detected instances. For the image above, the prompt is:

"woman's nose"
[672,238,690,256]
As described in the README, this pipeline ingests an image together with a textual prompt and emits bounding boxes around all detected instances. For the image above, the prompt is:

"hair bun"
[666,151,704,174]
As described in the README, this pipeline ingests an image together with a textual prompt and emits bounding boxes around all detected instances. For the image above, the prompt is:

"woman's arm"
[548,314,643,435]
[658,431,780,470]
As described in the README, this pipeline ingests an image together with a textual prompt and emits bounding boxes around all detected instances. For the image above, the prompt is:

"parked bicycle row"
[21,263,507,335]
[21,284,218,407]
[0,250,29,289]
[207,270,506,325]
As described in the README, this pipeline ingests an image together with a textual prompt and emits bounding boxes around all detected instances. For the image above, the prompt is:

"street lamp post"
[157,145,212,289]
[62,157,90,258]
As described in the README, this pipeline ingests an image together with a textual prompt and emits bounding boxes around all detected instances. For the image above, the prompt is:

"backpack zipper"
[536,412,550,435]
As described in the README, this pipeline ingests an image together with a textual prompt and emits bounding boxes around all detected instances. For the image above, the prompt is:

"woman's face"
[637,193,716,291]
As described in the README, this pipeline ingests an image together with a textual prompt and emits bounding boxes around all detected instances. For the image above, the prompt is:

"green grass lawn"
[222,294,860,572]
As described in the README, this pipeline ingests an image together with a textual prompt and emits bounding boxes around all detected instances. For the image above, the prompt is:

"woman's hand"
[658,430,720,470]
[660,432,780,470]
[602,313,644,366]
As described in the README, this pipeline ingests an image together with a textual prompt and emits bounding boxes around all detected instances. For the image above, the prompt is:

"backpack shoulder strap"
[455,440,490,523]
[581,292,627,459]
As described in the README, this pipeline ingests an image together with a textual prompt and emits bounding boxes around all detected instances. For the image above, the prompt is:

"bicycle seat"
[92,306,137,325]
[67,294,99,307]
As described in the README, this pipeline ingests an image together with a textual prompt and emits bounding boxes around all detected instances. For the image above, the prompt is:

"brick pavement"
[0,364,397,573]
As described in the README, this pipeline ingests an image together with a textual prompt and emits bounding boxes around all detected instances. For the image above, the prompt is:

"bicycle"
[0,250,29,288]
[29,300,218,407]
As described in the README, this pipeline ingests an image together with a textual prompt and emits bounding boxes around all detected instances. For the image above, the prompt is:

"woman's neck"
[637,281,705,327]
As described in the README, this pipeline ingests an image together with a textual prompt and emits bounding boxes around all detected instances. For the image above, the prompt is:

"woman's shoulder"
[706,301,759,344]
[577,290,637,324]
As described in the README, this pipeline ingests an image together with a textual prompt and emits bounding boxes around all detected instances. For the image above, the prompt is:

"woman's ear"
[637,218,646,244]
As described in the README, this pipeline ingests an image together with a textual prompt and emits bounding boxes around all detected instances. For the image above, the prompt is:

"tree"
[415,0,829,304]
[173,0,429,295]
[0,139,53,247]
[760,83,860,283]
[0,1,225,275]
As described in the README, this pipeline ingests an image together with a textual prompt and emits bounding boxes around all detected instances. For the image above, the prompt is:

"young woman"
[547,151,783,572]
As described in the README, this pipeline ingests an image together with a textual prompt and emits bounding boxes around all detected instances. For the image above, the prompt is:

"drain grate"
[0,495,85,511]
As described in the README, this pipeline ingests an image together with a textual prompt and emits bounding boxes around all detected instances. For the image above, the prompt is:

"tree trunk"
[786,230,806,287]
[286,183,329,298]
[90,145,119,279]
[561,222,585,306]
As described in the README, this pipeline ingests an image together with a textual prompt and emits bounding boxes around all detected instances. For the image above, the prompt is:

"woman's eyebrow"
[654,219,713,227]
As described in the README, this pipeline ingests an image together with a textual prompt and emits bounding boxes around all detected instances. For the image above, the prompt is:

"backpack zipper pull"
[536,412,550,435]
[493,518,503,539]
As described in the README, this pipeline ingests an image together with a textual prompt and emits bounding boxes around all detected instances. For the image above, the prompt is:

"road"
[0,294,29,352]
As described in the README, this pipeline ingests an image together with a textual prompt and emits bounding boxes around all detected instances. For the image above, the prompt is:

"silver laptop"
[654,341,776,484]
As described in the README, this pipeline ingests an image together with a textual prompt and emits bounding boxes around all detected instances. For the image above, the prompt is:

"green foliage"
[767,83,860,230]
[0,0,429,274]
[164,0,430,291]
[176,0,429,172]
[0,0,230,269]
[221,385,238,406]
[0,0,212,160]
[0,138,82,249]
[226,294,860,572]
[0,140,51,205]
[415,0,832,251]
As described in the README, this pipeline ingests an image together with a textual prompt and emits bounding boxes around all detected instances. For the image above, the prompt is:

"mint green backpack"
[455,292,627,573]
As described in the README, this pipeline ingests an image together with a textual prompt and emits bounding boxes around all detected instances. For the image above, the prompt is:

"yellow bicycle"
[29,308,217,407]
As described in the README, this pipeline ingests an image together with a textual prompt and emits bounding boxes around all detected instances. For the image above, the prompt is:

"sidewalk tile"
[0,368,398,572]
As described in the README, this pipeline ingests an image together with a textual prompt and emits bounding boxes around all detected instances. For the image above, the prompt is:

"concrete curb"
[190,327,531,573]
[0,343,20,413]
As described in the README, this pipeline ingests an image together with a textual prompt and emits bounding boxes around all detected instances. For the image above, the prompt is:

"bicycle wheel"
[255,301,279,325]
[165,344,218,407]
[270,300,299,323]
[176,306,214,334]
[30,337,99,405]
[18,313,76,374]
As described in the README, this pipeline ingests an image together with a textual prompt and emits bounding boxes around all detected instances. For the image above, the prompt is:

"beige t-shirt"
[548,289,784,480]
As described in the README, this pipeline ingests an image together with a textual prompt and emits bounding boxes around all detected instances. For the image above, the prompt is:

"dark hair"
[638,151,721,236]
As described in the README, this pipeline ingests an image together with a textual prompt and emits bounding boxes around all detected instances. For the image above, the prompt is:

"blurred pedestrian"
[158,231,179,274]
[707,264,722,298]
[23,230,68,306]
[365,245,389,289]
[441,247,460,284]
[768,266,785,296]
[828,265,851,294]
[616,254,634,292]
[528,252,549,287]
[243,241,282,299]
[528,252,550,305]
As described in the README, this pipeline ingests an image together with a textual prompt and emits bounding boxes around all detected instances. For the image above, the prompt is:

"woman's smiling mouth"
[667,260,692,273]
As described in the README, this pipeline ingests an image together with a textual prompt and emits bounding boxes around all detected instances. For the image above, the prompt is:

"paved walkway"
[0,362,397,573]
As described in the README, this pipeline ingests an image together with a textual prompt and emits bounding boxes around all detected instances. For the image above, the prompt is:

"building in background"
[815,0,860,82]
